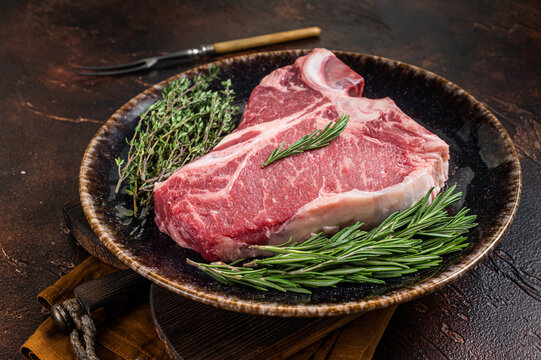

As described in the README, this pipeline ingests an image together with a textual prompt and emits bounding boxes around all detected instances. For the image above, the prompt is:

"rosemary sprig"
[262,114,350,167]
[187,186,477,294]
[115,66,238,216]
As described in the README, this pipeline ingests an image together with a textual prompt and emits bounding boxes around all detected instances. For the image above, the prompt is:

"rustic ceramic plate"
[80,50,521,316]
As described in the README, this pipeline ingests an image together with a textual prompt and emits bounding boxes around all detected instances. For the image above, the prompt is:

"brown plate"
[80,50,521,316]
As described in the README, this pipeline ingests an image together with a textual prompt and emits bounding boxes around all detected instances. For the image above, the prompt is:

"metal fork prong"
[72,59,148,71]
[75,58,159,76]
[76,63,151,76]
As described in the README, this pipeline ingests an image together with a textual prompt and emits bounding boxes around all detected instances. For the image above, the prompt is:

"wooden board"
[63,201,127,270]
[151,284,359,360]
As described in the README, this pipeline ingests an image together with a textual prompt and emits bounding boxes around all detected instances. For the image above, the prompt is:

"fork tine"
[72,59,148,71]
[76,62,151,76]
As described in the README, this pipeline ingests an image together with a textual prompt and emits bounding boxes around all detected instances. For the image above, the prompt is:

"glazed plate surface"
[80,50,521,316]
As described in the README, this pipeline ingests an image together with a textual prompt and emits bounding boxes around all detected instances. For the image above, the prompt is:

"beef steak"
[154,48,449,261]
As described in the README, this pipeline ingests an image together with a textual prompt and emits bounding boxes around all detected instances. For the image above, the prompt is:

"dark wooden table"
[1,1,539,358]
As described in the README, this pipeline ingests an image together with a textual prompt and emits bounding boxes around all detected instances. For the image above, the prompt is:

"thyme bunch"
[115,66,238,216]
[187,186,477,294]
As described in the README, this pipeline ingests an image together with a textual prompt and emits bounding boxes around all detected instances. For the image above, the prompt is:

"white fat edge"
[211,235,273,262]
[267,167,443,246]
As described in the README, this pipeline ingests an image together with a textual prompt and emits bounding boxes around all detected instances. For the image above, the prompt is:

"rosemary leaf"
[187,186,477,293]
[262,114,350,167]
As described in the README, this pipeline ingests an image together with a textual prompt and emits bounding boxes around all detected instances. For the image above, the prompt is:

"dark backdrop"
[0,1,539,358]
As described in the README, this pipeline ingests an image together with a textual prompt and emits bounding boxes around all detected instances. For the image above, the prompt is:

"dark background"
[1,0,540,358]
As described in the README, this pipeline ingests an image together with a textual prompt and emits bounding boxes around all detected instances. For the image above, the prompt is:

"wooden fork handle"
[212,26,322,54]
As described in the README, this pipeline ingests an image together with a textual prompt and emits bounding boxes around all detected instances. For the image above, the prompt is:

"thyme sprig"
[115,66,238,216]
[262,114,350,167]
[187,186,477,294]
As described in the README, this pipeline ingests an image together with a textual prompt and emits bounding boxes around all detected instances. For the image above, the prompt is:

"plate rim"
[79,49,522,317]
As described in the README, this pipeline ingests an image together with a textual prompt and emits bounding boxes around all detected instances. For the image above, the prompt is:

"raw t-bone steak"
[154,48,449,261]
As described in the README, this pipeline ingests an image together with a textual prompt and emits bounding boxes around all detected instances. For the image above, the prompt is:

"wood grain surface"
[151,284,360,360]
[0,0,539,359]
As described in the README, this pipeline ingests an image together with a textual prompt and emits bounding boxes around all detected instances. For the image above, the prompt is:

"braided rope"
[63,298,99,360]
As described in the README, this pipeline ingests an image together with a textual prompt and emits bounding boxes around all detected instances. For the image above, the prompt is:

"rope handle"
[51,298,99,360]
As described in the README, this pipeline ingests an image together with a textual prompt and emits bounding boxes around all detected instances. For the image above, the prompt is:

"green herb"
[262,114,350,168]
[115,66,238,216]
[187,186,477,294]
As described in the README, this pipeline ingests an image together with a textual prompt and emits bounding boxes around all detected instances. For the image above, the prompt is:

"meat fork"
[74,27,321,76]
